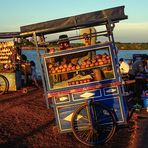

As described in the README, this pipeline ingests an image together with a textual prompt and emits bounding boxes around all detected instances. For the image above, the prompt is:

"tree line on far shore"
[19,38,148,50]
[116,42,148,50]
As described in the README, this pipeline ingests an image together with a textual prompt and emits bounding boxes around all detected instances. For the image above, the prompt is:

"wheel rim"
[91,103,116,144]
[72,104,94,146]
[71,103,116,146]
[0,75,7,95]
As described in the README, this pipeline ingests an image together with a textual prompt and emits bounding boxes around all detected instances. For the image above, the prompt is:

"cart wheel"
[71,102,116,146]
[3,75,9,92]
[0,75,9,95]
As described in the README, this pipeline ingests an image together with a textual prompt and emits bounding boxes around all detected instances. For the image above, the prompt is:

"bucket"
[141,90,148,112]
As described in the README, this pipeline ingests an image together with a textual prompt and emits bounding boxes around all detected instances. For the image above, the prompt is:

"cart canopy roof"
[0,32,20,39]
[20,5,127,36]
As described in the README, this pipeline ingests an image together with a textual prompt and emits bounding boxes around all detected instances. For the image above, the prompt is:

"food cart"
[0,32,22,93]
[20,5,129,146]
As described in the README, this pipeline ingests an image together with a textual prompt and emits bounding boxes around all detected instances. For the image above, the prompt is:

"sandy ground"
[0,88,148,148]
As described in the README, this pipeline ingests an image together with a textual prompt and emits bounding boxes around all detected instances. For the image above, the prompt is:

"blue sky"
[0,0,148,42]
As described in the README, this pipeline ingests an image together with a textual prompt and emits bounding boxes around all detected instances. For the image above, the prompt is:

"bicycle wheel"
[2,75,9,92]
[71,102,116,146]
[0,75,9,95]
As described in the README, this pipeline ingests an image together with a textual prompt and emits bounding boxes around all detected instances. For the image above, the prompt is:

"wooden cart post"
[33,32,50,109]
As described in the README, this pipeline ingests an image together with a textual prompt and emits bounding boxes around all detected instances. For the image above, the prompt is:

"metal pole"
[33,32,50,109]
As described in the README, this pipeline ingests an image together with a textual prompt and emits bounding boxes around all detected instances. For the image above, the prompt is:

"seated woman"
[119,58,130,81]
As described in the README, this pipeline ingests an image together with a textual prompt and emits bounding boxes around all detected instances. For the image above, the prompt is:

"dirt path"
[0,88,83,148]
[0,88,147,148]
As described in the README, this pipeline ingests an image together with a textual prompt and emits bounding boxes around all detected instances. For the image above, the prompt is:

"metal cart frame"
[19,5,129,146]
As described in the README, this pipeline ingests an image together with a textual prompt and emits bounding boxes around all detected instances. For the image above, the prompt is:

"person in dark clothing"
[30,61,39,88]
[58,34,70,51]
[57,34,89,81]
[21,54,31,86]
[128,56,148,102]
[57,34,89,65]
[128,56,147,78]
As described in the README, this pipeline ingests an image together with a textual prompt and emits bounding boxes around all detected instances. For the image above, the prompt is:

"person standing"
[20,54,31,86]
[30,60,39,88]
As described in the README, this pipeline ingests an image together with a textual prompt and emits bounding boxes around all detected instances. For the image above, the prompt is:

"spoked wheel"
[0,75,9,95]
[71,102,116,146]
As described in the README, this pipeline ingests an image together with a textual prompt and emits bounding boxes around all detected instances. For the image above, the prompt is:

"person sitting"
[129,56,147,79]
[128,56,148,102]
[119,58,130,74]
[119,58,130,81]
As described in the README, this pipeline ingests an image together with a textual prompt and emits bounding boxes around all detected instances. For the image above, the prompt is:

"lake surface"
[22,49,148,76]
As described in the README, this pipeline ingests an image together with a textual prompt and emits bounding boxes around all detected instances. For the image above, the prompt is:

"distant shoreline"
[116,43,148,50]
[21,42,148,50]
[21,46,46,50]
[21,47,148,50]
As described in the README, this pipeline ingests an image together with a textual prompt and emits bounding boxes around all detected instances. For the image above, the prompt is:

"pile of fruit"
[53,74,93,88]
[48,53,111,74]
[68,78,92,86]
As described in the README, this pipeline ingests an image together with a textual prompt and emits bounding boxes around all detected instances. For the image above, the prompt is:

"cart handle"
[48,81,124,97]
[122,80,136,85]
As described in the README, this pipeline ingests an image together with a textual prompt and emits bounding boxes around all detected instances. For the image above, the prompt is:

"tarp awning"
[0,32,20,39]
[20,5,128,36]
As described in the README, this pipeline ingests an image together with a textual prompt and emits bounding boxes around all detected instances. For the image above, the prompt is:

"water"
[22,49,148,76]
[118,50,148,60]
[22,50,44,76]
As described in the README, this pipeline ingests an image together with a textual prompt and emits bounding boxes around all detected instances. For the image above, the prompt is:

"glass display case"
[44,44,115,90]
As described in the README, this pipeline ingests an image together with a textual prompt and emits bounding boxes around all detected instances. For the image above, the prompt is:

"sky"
[0,0,148,43]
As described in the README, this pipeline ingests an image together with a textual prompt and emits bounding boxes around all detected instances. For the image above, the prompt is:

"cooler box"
[141,90,148,111]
